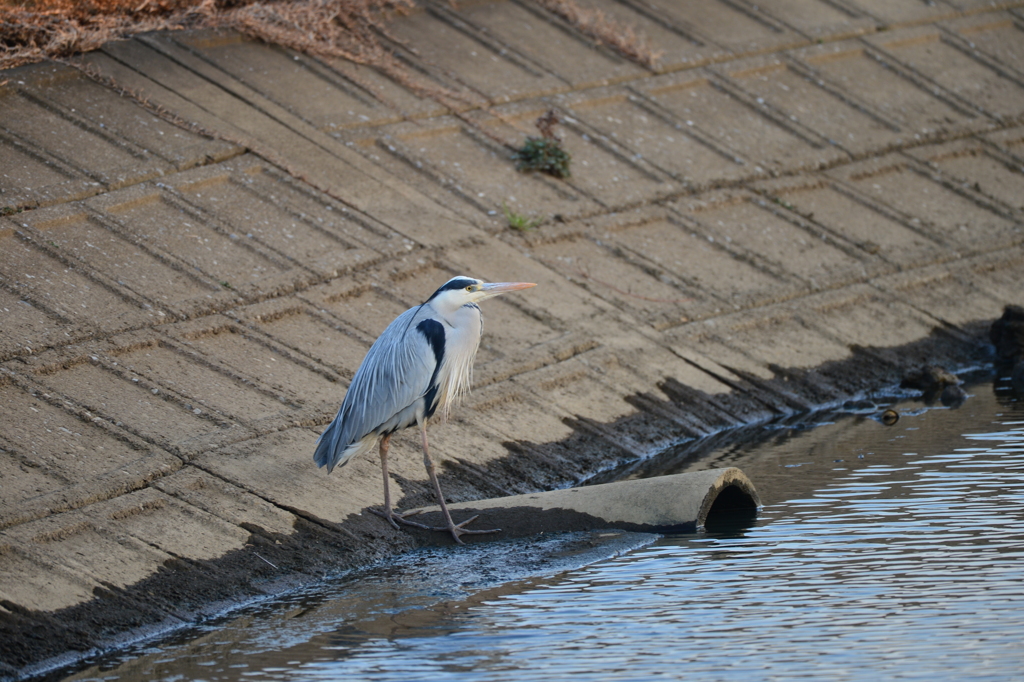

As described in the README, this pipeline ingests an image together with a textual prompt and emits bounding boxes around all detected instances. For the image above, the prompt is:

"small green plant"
[515,109,571,179]
[1,206,23,217]
[502,203,542,231]
[515,137,572,178]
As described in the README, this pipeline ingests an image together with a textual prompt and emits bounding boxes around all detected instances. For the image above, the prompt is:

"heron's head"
[426,276,536,314]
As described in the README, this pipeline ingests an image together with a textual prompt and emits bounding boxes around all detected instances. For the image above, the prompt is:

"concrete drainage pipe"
[406,467,761,543]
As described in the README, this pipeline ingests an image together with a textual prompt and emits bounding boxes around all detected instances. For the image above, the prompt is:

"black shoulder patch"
[416,319,445,368]
[426,277,477,303]
[417,319,445,418]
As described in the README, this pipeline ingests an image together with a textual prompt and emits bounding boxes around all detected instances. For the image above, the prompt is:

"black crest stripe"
[426,277,477,302]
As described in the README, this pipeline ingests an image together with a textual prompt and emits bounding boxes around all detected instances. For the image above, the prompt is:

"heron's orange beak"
[479,281,537,299]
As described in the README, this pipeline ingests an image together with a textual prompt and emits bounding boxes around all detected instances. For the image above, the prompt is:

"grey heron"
[314,276,537,543]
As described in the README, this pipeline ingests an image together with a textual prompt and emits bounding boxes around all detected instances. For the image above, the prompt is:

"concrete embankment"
[2,0,1024,676]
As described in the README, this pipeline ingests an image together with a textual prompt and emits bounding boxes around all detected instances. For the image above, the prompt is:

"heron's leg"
[371,434,432,531]
[377,435,400,530]
[419,421,499,544]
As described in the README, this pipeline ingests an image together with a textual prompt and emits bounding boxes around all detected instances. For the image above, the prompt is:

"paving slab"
[595,211,787,317]
[680,190,870,289]
[454,0,648,88]
[942,11,1024,78]
[827,153,1023,254]
[3,0,1024,674]
[862,25,1024,121]
[983,123,1024,160]
[87,183,297,297]
[744,0,877,41]
[167,162,388,278]
[162,316,343,414]
[620,0,807,57]
[26,355,254,460]
[0,485,253,624]
[712,55,902,156]
[387,4,570,103]
[1,62,239,213]
[936,243,1024,307]
[750,174,949,271]
[229,298,371,378]
[527,227,698,327]
[504,103,680,207]
[838,0,960,27]
[172,31,410,131]
[21,62,238,172]
[791,40,981,138]
[803,285,946,356]
[14,203,216,320]
[0,219,154,334]
[151,466,300,537]
[0,132,95,211]
[0,375,181,530]
[906,138,1024,214]
[197,427,388,525]
[556,86,749,187]
[634,70,842,172]
[871,247,1024,329]
[0,251,80,360]
[2,89,160,190]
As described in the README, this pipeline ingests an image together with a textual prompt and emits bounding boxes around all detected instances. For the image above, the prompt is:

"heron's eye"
[465,285,473,292]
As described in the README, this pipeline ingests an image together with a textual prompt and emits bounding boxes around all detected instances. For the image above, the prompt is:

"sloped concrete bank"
[0,321,996,679]
[4,0,1024,677]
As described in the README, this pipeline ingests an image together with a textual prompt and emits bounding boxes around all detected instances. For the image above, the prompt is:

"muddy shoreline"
[2,322,996,680]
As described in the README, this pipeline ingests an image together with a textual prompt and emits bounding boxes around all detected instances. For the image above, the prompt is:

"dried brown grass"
[2,0,660,73]
[0,0,415,71]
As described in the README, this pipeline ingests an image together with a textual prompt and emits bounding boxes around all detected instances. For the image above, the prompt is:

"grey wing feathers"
[313,307,437,472]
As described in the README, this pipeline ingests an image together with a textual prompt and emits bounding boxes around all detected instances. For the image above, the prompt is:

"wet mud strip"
[0,320,994,679]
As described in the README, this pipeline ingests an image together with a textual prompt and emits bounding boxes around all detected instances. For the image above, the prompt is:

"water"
[56,375,1024,681]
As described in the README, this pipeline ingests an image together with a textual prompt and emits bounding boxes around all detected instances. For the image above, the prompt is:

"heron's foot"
[369,507,433,531]
[370,509,500,542]
[444,515,501,545]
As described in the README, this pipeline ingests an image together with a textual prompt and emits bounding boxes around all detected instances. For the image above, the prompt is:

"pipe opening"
[703,484,759,535]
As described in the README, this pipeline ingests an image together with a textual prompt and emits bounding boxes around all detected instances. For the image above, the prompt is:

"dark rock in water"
[901,365,961,391]
[990,304,1024,363]
[1011,361,1024,395]
[940,384,967,408]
